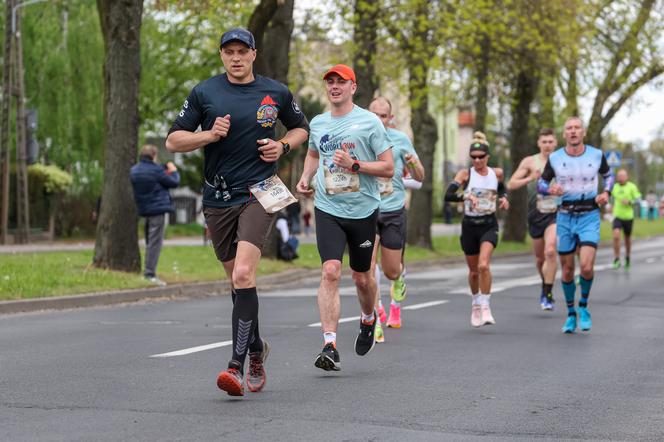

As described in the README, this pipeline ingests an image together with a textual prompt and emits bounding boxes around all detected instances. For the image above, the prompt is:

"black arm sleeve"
[444,182,463,202]
[497,181,507,198]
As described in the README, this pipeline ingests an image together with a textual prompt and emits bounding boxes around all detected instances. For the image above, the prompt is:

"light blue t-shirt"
[380,128,418,212]
[309,105,391,219]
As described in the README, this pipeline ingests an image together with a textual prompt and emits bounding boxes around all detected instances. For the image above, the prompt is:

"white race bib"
[249,175,297,213]
[323,159,360,195]
[537,194,560,213]
[465,188,497,215]
[378,177,394,196]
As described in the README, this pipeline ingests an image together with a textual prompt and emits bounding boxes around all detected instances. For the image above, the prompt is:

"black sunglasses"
[470,154,487,160]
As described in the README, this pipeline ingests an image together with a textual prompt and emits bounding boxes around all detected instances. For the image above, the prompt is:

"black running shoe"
[314,342,341,371]
[355,311,377,356]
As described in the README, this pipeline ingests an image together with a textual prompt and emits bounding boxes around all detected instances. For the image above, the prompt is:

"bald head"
[368,97,393,128]
[616,168,628,184]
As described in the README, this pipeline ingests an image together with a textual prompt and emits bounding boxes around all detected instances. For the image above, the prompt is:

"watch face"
[352,162,360,172]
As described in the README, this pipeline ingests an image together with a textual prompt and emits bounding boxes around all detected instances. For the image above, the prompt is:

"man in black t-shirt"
[166,28,309,397]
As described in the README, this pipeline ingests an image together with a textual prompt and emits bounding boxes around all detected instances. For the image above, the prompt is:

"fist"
[296,177,314,197]
[210,114,231,141]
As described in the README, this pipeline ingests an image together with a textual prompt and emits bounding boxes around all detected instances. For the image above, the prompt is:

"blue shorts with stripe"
[556,209,600,255]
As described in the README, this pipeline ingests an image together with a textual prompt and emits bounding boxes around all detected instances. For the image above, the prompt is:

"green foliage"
[28,163,73,194]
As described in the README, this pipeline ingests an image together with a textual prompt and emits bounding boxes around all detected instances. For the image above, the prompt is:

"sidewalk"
[0,223,463,254]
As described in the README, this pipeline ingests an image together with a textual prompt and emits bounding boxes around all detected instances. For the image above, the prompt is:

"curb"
[0,268,316,315]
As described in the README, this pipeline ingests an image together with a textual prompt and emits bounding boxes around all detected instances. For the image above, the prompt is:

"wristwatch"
[351,160,360,173]
[278,138,290,155]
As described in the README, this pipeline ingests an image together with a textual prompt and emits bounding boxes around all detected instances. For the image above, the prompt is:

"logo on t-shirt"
[257,95,279,128]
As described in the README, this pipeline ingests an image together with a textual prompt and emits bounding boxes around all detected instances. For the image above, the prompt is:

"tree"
[93,0,143,272]
[352,0,379,108]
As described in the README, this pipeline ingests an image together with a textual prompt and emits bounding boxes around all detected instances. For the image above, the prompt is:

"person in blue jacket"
[130,144,180,285]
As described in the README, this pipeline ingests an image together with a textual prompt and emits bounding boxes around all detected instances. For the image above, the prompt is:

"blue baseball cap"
[220,28,256,49]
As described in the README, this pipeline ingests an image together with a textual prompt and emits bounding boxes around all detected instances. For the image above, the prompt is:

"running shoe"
[217,360,244,396]
[391,275,407,302]
[246,339,270,393]
[562,315,577,334]
[481,305,496,325]
[612,258,621,269]
[544,293,555,311]
[578,306,592,331]
[624,257,631,270]
[386,304,401,328]
[355,312,377,356]
[375,321,385,343]
[314,342,341,371]
[540,293,548,310]
[471,304,482,327]
[377,304,387,324]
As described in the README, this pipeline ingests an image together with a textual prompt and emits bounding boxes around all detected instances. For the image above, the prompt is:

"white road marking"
[307,316,361,328]
[646,257,657,264]
[150,340,233,358]
[403,300,449,310]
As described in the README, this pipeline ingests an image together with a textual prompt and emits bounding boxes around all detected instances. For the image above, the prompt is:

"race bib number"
[537,194,560,213]
[378,177,394,196]
[249,175,297,213]
[465,188,497,214]
[323,160,360,195]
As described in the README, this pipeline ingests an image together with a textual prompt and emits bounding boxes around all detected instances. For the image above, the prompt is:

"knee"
[535,256,545,269]
[352,271,372,292]
[383,266,401,281]
[478,262,490,274]
[321,261,341,284]
[544,247,557,262]
[468,269,479,280]
[580,262,593,277]
[232,264,254,288]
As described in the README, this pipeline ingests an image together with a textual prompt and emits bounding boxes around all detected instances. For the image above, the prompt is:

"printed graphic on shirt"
[257,95,279,128]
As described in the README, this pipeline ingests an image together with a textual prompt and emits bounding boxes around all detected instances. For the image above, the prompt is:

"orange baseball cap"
[323,64,356,83]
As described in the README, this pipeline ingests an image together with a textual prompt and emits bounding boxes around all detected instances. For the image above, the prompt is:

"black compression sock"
[231,289,263,354]
[231,287,259,370]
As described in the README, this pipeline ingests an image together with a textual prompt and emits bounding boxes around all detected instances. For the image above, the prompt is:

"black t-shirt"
[170,73,306,207]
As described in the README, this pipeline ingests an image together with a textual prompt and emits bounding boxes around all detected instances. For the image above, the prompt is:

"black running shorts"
[377,207,407,250]
[314,207,379,272]
[612,217,633,236]
[528,211,557,239]
[460,215,499,256]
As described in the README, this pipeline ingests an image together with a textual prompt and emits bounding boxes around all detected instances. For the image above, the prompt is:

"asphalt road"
[2,237,664,441]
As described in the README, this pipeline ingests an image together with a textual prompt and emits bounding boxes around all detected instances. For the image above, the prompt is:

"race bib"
[537,194,560,213]
[465,188,497,214]
[378,177,394,196]
[249,175,297,213]
[323,159,359,195]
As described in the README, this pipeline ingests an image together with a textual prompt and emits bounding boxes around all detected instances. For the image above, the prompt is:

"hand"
[529,169,542,182]
[165,161,177,173]
[333,145,353,170]
[596,191,609,205]
[296,176,314,197]
[404,153,416,168]
[548,183,564,196]
[257,138,284,162]
[466,193,479,209]
[622,199,630,205]
[499,196,510,210]
[209,114,230,141]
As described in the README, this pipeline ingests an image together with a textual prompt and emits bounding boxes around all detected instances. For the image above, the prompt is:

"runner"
[444,132,509,327]
[296,64,394,371]
[537,116,613,334]
[611,169,641,269]
[367,97,425,342]
[506,128,558,310]
[165,28,309,396]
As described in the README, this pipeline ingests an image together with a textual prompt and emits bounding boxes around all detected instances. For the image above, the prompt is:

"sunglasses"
[470,154,487,160]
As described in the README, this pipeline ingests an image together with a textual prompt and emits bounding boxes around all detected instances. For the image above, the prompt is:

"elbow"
[165,136,176,153]
[385,164,395,178]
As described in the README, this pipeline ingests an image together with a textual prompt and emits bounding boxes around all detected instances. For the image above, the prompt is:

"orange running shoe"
[217,360,244,396]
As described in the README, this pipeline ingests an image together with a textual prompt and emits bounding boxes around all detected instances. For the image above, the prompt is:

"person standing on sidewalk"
[130,144,180,286]
[444,132,509,328]
[367,97,424,342]
[166,28,309,396]
[537,116,614,334]
[506,128,558,311]
[296,64,394,371]
[611,169,641,269]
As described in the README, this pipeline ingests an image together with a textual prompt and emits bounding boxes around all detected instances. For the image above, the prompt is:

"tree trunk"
[474,35,490,133]
[503,71,539,243]
[93,0,143,272]
[248,0,279,78]
[406,57,437,249]
[539,70,555,129]
[352,0,379,108]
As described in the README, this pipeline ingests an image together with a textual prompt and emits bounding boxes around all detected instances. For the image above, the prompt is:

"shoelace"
[248,354,263,376]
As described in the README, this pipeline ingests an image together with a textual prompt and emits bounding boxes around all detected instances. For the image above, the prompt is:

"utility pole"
[12,2,29,243]
[0,0,15,244]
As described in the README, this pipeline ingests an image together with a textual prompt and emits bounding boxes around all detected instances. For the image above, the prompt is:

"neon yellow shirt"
[612,181,641,220]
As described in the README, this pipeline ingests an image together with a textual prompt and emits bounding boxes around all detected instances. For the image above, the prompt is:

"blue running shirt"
[379,128,418,212]
[539,145,613,203]
[309,105,391,219]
